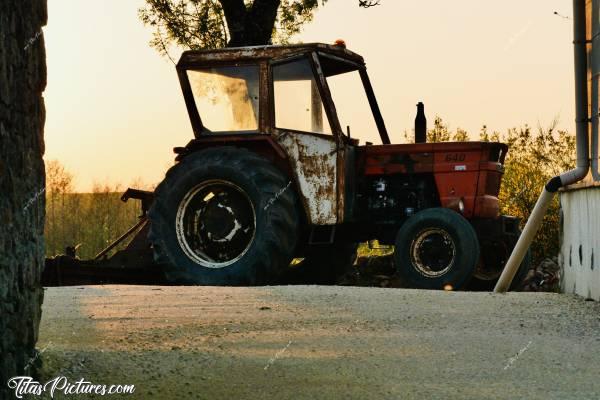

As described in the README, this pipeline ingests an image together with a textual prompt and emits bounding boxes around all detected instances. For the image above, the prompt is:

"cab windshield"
[320,54,379,143]
[187,65,259,132]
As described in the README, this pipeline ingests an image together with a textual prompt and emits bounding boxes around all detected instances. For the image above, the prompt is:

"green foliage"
[138,0,327,56]
[357,240,393,258]
[403,116,469,143]
[427,116,451,142]
[275,0,323,44]
[427,116,470,143]
[139,0,230,52]
[491,122,575,265]
[45,161,151,259]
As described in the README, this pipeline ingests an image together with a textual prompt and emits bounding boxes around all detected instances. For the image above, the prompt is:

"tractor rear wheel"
[394,208,479,290]
[148,147,298,285]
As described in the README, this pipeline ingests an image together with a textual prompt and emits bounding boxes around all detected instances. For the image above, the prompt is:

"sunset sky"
[44,0,574,192]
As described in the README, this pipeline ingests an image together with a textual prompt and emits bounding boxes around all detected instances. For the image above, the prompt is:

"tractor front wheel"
[394,208,480,290]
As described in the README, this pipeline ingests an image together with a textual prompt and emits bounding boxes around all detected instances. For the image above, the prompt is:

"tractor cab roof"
[175,42,387,142]
[177,43,365,69]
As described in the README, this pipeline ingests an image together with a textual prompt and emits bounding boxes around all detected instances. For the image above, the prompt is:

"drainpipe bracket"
[546,176,563,193]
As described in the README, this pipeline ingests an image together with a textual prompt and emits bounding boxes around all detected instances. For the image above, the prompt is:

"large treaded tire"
[148,147,298,285]
[394,208,480,290]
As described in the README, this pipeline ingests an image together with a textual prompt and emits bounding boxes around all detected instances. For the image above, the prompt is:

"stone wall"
[0,0,47,395]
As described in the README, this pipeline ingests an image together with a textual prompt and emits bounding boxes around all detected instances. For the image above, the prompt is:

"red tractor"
[44,43,529,290]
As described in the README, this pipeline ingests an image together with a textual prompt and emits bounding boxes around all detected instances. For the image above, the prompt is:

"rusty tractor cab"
[43,43,529,290]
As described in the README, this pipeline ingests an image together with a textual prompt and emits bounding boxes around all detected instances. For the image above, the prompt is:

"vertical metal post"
[359,69,391,144]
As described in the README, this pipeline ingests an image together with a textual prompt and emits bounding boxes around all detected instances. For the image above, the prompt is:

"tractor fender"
[173,134,310,225]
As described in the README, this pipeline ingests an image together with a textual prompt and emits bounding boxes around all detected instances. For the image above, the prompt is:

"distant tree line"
[44,160,152,259]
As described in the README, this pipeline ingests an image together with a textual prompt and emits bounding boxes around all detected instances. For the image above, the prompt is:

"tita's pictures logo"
[7,376,136,398]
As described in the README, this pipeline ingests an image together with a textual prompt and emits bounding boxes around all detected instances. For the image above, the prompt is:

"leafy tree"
[453,127,469,142]
[403,116,469,143]
[44,160,149,259]
[139,0,380,58]
[490,122,575,264]
[427,116,451,143]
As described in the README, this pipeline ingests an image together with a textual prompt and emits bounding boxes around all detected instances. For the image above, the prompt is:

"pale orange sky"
[44,0,574,192]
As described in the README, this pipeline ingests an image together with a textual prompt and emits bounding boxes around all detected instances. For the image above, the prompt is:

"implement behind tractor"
[43,42,530,290]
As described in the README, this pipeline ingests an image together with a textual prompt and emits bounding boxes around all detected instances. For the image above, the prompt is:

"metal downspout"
[592,0,600,181]
[494,0,591,292]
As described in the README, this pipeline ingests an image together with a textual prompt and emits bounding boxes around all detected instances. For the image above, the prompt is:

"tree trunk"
[0,0,47,394]
[245,0,280,45]
[220,0,281,47]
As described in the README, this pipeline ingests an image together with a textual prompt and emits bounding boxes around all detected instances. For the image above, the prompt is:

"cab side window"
[273,58,332,134]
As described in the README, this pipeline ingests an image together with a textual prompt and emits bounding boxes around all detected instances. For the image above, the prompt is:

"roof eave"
[176,43,364,69]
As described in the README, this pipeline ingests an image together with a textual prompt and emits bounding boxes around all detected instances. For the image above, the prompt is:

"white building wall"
[560,185,600,300]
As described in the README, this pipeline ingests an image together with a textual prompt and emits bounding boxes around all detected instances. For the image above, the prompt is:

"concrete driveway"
[36,285,600,399]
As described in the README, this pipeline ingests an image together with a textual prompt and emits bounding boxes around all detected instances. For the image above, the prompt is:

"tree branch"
[359,0,380,8]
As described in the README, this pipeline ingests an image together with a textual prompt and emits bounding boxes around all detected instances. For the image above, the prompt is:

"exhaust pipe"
[415,102,427,143]
[494,0,591,292]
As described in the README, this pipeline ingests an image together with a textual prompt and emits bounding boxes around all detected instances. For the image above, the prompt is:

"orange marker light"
[444,284,454,291]
[334,39,346,48]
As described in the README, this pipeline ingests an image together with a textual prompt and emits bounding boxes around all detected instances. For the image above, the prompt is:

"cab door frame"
[268,51,347,225]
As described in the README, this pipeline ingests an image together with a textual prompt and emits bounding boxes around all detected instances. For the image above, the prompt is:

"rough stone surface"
[0,0,47,396]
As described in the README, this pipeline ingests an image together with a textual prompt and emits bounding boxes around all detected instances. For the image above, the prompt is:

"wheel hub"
[176,180,256,268]
[410,228,456,277]
[201,201,236,240]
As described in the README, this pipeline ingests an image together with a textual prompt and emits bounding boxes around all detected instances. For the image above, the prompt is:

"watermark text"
[7,376,135,398]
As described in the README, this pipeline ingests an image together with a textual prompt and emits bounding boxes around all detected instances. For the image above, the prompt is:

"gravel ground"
[33,285,600,400]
